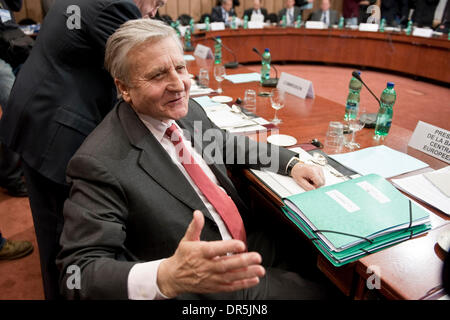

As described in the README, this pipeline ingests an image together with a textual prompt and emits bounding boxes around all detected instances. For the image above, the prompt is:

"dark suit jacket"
[211,5,236,23]
[278,6,302,24]
[0,0,141,185]
[310,9,340,25]
[243,8,268,21]
[56,99,296,299]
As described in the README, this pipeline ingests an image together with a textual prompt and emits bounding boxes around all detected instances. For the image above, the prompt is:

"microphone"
[252,47,278,87]
[352,71,381,106]
[213,37,239,69]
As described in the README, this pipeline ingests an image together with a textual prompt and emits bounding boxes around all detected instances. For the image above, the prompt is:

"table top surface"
[185,57,449,299]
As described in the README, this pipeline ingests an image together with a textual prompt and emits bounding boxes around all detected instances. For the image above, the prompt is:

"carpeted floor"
[0,63,448,300]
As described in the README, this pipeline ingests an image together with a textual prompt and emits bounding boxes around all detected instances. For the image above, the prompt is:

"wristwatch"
[286,157,305,176]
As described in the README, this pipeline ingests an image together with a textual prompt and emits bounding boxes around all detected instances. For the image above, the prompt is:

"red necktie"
[165,124,246,244]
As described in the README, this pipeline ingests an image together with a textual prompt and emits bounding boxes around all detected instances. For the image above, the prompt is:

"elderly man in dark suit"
[211,0,236,25]
[279,0,302,26]
[56,18,342,300]
[243,0,268,22]
[310,0,340,26]
[0,0,168,300]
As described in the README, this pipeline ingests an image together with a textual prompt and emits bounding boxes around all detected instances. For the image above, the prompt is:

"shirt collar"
[137,113,176,143]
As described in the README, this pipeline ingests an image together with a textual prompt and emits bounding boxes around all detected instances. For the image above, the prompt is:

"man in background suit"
[309,0,340,26]
[211,0,236,25]
[56,18,341,300]
[279,0,302,26]
[0,0,168,300]
[243,0,268,22]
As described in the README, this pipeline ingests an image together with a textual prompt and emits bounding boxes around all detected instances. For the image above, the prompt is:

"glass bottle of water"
[295,15,301,28]
[344,71,362,121]
[214,37,222,65]
[374,82,397,140]
[379,18,385,32]
[205,16,210,31]
[243,15,248,29]
[281,15,287,28]
[405,20,412,35]
[260,48,271,83]
[338,16,344,29]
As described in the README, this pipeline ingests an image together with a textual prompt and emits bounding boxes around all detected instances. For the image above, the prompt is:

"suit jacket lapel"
[116,101,215,222]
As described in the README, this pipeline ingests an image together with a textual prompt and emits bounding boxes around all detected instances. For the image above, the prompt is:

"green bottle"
[405,20,412,35]
[231,16,237,29]
[243,15,248,29]
[260,48,271,83]
[374,82,397,139]
[205,16,210,31]
[189,18,195,34]
[214,37,222,64]
[338,16,344,29]
[184,28,192,51]
[344,71,362,121]
[295,15,301,28]
[379,18,385,32]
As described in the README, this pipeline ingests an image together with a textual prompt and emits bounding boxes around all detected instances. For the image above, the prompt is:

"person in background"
[0,0,27,197]
[343,0,360,25]
[0,0,168,300]
[309,0,341,26]
[211,0,236,25]
[278,0,302,26]
[359,0,377,24]
[412,0,440,27]
[435,0,449,32]
[243,0,268,22]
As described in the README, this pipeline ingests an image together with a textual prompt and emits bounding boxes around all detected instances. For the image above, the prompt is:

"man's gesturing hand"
[291,163,325,191]
[157,210,265,298]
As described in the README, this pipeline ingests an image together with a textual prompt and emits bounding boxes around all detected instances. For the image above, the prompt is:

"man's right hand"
[156,210,265,298]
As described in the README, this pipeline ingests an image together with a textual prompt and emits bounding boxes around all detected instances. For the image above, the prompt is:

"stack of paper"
[282,174,431,266]
[392,166,450,215]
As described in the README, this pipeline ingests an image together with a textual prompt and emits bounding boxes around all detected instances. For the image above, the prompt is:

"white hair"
[105,18,182,86]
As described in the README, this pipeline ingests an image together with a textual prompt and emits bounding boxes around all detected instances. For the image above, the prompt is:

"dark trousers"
[22,162,70,300]
[0,142,23,188]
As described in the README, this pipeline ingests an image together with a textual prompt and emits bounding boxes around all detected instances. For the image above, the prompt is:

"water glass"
[213,64,226,94]
[243,89,257,113]
[198,68,209,88]
[325,121,345,153]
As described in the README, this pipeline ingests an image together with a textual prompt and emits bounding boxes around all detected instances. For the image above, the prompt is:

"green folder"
[282,174,431,266]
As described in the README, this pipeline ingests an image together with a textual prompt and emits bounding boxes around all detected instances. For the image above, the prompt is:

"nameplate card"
[194,44,213,60]
[210,22,226,31]
[412,27,433,38]
[408,121,450,164]
[248,21,264,29]
[305,21,327,29]
[195,23,206,30]
[277,72,314,99]
[359,23,379,32]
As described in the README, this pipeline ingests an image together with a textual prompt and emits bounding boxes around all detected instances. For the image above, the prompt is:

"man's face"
[253,0,261,10]
[117,37,191,123]
[321,0,330,11]
[286,0,294,9]
[133,0,167,18]
[223,0,233,11]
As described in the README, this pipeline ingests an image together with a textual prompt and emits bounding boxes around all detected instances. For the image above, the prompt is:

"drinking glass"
[243,89,257,113]
[269,89,285,124]
[198,68,209,88]
[345,108,365,150]
[213,64,226,94]
[325,121,345,153]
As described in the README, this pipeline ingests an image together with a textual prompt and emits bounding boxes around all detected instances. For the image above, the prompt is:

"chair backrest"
[268,13,278,23]
[178,14,192,26]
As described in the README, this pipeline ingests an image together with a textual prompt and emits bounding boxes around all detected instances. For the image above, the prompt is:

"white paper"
[305,21,327,29]
[210,22,226,31]
[359,23,379,32]
[250,148,347,198]
[392,171,450,215]
[423,166,450,197]
[412,27,433,38]
[329,145,429,178]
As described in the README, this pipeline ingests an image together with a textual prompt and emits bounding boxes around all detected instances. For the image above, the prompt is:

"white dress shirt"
[250,9,264,22]
[286,7,295,25]
[321,10,330,25]
[127,113,233,300]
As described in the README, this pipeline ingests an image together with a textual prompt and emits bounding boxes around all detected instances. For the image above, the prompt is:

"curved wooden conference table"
[192,27,450,84]
[185,44,449,300]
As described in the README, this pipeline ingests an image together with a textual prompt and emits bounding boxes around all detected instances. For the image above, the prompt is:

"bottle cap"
[356,70,361,76]
[265,48,270,52]
[387,82,395,88]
